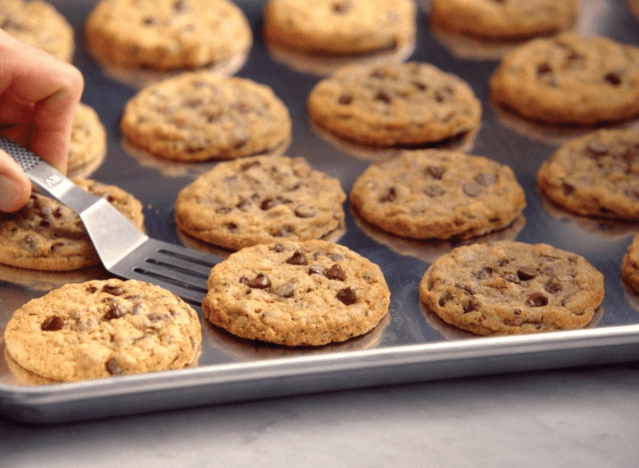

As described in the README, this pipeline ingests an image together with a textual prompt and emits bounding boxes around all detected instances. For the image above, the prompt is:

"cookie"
[307,61,482,146]
[66,103,108,178]
[202,240,390,346]
[536,129,639,220]
[263,0,416,56]
[622,233,639,293]
[0,0,74,62]
[85,0,252,71]
[429,0,580,40]
[489,33,639,125]
[0,179,145,271]
[174,155,346,250]
[350,149,526,240]
[121,71,292,161]
[4,278,202,382]
[419,241,605,336]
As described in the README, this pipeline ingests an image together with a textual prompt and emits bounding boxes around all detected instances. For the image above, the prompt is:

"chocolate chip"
[435,88,452,102]
[41,315,64,331]
[142,16,156,25]
[517,267,537,281]
[248,273,271,289]
[275,283,296,298]
[462,181,482,197]
[544,277,563,294]
[308,265,323,275]
[604,72,622,86]
[424,185,445,197]
[413,81,427,91]
[260,198,278,210]
[525,292,548,307]
[338,94,353,105]
[332,1,351,13]
[286,250,308,265]
[380,187,397,203]
[370,69,386,79]
[102,284,125,296]
[474,267,493,279]
[336,287,357,305]
[324,264,346,281]
[463,297,480,313]
[427,165,445,179]
[586,141,610,157]
[375,88,393,103]
[475,173,496,186]
[240,161,260,171]
[106,358,124,376]
[537,62,553,75]
[173,0,188,11]
[104,303,127,320]
[562,183,575,195]
[502,272,519,283]
[438,292,453,307]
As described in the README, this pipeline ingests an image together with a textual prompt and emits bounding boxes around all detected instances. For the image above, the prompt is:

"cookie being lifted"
[307,62,482,147]
[419,241,604,336]
[536,129,639,220]
[175,155,346,250]
[490,33,639,125]
[4,279,202,382]
[121,71,292,161]
[350,150,526,240]
[202,240,390,346]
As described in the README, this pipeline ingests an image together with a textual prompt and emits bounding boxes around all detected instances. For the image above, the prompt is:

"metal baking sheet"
[2,0,639,424]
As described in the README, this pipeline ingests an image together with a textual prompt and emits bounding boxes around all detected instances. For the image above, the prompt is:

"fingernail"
[0,175,25,212]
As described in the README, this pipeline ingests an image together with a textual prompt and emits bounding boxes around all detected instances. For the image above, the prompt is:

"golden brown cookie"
[4,278,202,382]
[430,0,580,40]
[419,241,605,336]
[308,61,482,147]
[85,0,252,71]
[0,179,145,271]
[350,150,526,240]
[202,240,390,346]
[622,233,639,294]
[536,129,639,220]
[67,103,108,178]
[263,0,416,56]
[175,155,346,250]
[121,71,292,161]
[490,33,639,125]
[0,0,74,62]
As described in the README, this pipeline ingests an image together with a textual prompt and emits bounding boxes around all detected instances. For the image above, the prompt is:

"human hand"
[0,29,84,212]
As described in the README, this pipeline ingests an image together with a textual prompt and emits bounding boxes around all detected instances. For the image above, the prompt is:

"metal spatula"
[0,137,222,307]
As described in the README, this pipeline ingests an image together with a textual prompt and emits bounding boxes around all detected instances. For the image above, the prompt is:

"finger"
[0,148,31,212]
[0,30,84,172]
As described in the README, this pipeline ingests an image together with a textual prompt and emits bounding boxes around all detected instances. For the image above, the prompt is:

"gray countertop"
[2,364,639,467]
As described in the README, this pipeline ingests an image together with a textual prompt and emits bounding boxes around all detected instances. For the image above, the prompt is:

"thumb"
[0,148,31,212]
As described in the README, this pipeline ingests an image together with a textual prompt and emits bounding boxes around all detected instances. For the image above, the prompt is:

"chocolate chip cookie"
[202,240,390,346]
[263,0,416,56]
[350,149,526,240]
[1,0,74,62]
[4,278,202,382]
[489,33,639,125]
[429,0,580,40]
[419,241,605,336]
[174,155,346,250]
[0,179,145,271]
[67,103,108,178]
[622,233,639,294]
[85,0,252,71]
[536,129,639,220]
[308,61,482,147]
[121,71,292,161]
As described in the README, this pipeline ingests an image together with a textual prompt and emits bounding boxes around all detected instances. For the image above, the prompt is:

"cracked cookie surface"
[121,71,292,161]
[263,0,416,55]
[350,149,526,240]
[4,278,202,382]
[175,155,346,250]
[536,129,639,220]
[85,0,251,70]
[202,240,390,346]
[1,0,74,61]
[0,179,144,271]
[307,61,481,146]
[489,33,639,124]
[419,241,604,336]
[430,0,580,40]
